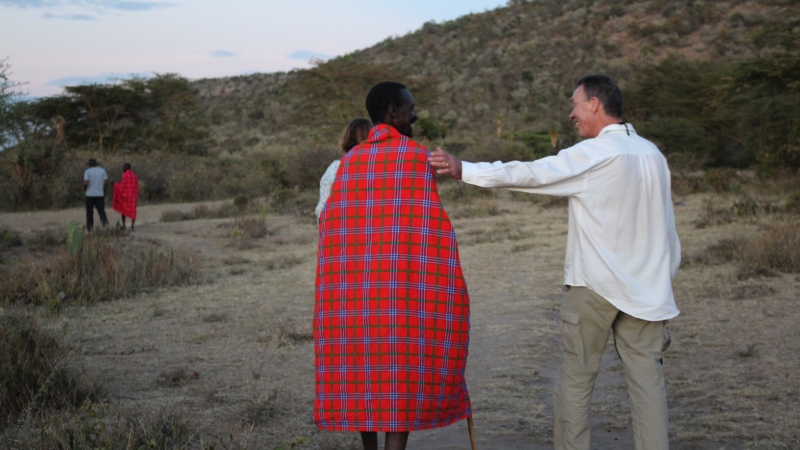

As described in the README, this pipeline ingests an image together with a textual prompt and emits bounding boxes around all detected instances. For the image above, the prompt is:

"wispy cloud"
[43,11,95,19]
[103,1,174,11]
[1,0,176,13]
[210,50,236,58]
[47,72,151,86]
[0,0,53,7]
[287,50,331,61]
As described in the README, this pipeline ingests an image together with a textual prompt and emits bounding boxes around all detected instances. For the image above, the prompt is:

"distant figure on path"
[83,158,108,232]
[315,117,372,219]
[315,82,472,450]
[112,162,140,230]
[429,74,680,450]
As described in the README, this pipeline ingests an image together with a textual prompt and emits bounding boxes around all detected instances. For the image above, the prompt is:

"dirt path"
[3,195,798,449]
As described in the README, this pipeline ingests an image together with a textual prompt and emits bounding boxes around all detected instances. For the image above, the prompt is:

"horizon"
[1,0,507,98]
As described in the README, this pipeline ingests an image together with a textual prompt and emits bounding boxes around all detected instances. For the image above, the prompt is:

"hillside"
[1,0,796,212]
[193,0,792,157]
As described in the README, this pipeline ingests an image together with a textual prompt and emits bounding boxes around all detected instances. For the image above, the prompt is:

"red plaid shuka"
[314,124,471,432]
[112,170,139,219]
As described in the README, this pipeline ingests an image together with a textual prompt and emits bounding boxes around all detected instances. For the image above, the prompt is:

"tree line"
[0,6,797,211]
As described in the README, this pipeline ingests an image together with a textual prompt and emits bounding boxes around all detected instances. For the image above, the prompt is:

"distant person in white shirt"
[429,74,680,450]
[83,158,109,232]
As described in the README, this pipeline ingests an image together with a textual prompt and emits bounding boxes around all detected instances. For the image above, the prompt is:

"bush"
[0,311,100,424]
[0,227,198,308]
[3,404,194,450]
[740,222,800,277]
[231,215,268,239]
[784,190,800,214]
[695,222,800,278]
[0,229,23,263]
[279,146,340,191]
[696,196,783,228]
[160,202,240,222]
[703,167,741,193]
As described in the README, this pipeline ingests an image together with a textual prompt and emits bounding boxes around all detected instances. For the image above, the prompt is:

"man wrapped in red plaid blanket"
[112,163,139,230]
[315,82,471,450]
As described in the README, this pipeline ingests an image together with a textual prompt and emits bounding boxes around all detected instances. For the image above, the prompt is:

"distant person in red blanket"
[112,163,140,231]
[314,81,472,450]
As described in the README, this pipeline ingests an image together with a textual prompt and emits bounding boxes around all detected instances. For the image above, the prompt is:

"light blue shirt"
[83,167,108,197]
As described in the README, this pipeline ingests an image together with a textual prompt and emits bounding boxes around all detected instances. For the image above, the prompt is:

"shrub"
[703,167,741,193]
[269,187,318,216]
[160,202,240,222]
[0,228,198,308]
[671,174,703,196]
[160,209,184,222]
[279,146,339,191]
[233,193,249,211]
[231,215,268,239]
[696,196,783,228]
[740,222,800,276]
[270,187,298,210]
[784,190,800,214]
[695,222,800,278]
[0,229,23,263]
[3,404,194,450]
[0,310,100,424]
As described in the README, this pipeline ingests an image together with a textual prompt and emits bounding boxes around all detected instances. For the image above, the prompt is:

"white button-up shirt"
[461,124,680,321]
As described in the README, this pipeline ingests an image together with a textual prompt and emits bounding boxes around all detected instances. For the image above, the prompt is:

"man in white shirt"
[428,74,679,450]
[83,158,109,231]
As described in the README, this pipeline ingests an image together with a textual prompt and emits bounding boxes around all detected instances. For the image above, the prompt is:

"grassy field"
[1,186,798,449]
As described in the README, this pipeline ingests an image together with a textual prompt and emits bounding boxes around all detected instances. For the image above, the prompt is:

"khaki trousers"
[553,287,669,450]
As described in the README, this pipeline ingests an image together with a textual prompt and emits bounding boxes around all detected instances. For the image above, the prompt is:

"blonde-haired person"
[315,117,372,219]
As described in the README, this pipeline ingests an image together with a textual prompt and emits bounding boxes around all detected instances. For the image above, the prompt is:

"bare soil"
[1,192,798,449]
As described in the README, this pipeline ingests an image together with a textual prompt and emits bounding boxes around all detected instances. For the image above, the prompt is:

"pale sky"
[1,0,507,98]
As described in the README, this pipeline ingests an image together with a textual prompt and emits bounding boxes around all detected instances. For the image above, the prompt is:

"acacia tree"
[24,73,207,156]
[294,57,437,132]
[129,73,208,154]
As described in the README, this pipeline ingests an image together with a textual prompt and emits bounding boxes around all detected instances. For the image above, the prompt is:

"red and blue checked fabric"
[314,124,471,432]
[112,170,139,219]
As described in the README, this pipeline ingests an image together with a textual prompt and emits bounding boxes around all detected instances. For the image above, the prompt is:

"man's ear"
[589,96,601,114]
[387,103,398,119]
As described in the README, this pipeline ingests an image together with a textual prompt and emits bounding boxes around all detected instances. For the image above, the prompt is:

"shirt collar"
[598,123,635,136]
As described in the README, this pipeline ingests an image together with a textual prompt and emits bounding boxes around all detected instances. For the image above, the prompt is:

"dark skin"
[376,88,417,138]
[359,88,417,450]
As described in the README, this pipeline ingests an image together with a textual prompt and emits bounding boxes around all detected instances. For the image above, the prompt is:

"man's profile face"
[569,85,596,139]
[392,89,418,138]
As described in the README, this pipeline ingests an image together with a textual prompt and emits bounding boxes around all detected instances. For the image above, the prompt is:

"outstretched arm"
[428,148,463,180]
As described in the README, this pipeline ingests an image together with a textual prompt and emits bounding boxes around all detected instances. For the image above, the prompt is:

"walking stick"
[468,416,478,450]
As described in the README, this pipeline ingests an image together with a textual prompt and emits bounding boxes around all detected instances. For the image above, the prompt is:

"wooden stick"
[468,416,478,450]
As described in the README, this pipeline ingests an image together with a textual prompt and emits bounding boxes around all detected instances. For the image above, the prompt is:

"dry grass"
[691,221,800,279]
[0,310,101,426]
[0,230,198,310]
[3,404,197,450]
[161,201,241,222]
[2,184,799,448]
